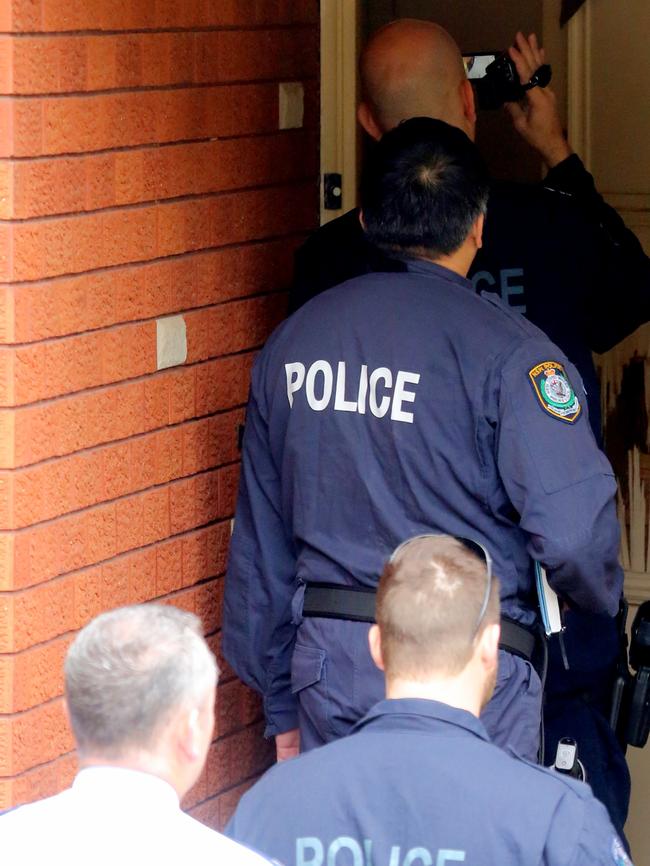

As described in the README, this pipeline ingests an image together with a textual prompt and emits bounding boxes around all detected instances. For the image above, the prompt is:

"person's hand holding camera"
[506,32,572,168]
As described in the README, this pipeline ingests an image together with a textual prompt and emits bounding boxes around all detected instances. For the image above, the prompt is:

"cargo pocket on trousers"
[291,643,332,745]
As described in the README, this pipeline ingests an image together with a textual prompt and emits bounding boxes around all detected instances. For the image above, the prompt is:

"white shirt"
[0,766,273,866]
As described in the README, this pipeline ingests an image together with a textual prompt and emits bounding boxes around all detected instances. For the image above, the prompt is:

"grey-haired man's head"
[65,604,218,796]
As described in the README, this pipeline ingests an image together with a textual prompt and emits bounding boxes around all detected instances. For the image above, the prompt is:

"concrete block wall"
[0,0,319,828]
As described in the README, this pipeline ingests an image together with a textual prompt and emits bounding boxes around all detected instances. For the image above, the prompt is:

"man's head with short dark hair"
[65,604,218,797]
[360,117,489,264]
[369,535,501,716]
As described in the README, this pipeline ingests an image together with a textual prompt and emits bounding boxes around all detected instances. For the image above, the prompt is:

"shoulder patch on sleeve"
[528,361,582,423]
[611,836,633,866]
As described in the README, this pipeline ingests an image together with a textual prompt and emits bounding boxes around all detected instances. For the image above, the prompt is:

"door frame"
[320,0,361,224]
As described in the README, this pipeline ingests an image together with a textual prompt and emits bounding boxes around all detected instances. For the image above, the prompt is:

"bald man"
[288,20,647,839]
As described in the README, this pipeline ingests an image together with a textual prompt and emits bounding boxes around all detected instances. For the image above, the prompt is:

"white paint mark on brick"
[278,81,304,129]
[156,315,187,371]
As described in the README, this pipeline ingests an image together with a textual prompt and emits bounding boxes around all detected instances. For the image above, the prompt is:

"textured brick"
[154,425,183,486]
[129,546,157,605]
[31,0,317,33]
[0,752,78,812]
[205,722,272,801]
[0,483,236,592]
[169,476,196,535]
[73,565,103,630]
[0,697,73,776]
[182,417,213,475]
[115,494,144,552]
[0,5,319,821]
[0,574,75,652]
[6,239,298,344]
[0,635,71,713]
[218,463,240,518]
[156,536,182,595]
[0,181,314,282]
[181,529,208,588]
[3,84,286,158]
[195,470,219,527]
[195,28,318,84]
[205,521,230,579]
[195,353,255,419]
[142,486,169,546]
[101,557,131,610]
[215,678,263,739]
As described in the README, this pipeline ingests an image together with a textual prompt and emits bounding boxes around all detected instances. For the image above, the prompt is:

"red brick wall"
[0,0,319,828]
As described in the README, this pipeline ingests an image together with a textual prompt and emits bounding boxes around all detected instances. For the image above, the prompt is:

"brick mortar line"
[0,623,222,662]
[1,393,249,473]
[0,522,231,600]
[0,285,283,349]
[0,128,310,165]
[0,749,75,780]
[0,454,242,533]
[188,766,270,805]
[0,339,261,411]
[0,718,264,787]
[0,229,311,287]
[0,401,245,471]
[0,127,316,163]
[0,176,314,225]
[0,691,65,719]
[0,73,319,101]
[1,24,318,39]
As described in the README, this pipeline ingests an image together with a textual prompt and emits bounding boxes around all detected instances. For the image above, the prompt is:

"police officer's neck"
[385,672,483,718]
[413,236,479,280]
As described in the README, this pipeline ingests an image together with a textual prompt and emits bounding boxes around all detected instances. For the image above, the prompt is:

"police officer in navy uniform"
[223,118,623,773]
[288,21,647,835]
[227,536,633,866]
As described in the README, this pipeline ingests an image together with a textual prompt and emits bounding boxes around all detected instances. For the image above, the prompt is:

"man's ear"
[358,209,365,230]
[358,102,383,141]
[471,212,485,250]
[477,622,500,669]
[461,78,477,128]
[368,624,385,671]
[178,707,202,761]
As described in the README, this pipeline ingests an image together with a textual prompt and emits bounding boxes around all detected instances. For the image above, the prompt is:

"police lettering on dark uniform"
[223,119,623,767]
[227,536,632,866]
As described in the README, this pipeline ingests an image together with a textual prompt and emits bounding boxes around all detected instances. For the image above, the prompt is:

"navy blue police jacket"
[223,259,623,737]
[291,156,650,439]
[227,698,632,866]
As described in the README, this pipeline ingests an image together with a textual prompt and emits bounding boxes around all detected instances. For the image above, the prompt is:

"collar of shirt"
[401,257,475,292]
[351,697,490,742]
[72,766,180,812]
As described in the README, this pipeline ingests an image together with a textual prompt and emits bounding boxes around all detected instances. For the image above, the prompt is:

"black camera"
[464,52,552,110]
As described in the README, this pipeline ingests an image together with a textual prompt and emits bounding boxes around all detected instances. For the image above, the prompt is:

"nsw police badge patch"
[528,361,581,423]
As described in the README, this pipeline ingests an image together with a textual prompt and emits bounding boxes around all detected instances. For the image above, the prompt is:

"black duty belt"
[303,582,537,663]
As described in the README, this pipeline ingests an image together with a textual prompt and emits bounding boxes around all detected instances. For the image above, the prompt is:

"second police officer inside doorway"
[289,20,650,836]
[223,118,623,785]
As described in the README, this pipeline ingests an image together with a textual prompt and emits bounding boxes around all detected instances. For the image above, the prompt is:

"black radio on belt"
[611,600,650,749]
[464,52,552,110]
[624,601,650,748]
